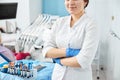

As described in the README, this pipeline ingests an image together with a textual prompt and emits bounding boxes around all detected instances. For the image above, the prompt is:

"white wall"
[0,0,18,3]
[17,0,30,30]
[29,0,42,24]
[86,0,120,80]
[105,0,120,80]
[106,33,120,80]
[17,0,42,30]
[86,0,110,66]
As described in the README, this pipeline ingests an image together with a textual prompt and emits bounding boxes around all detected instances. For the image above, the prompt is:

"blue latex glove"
[66,48,80,57]
[53,58,62,66]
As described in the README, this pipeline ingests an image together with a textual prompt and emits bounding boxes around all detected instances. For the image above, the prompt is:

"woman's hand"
[66,48,80,57]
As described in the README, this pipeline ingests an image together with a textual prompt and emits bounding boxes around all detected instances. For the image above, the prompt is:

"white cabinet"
[106,0,120,80]
[107,33,120,80]
[104,28,120,80]
[113,38,120,80]
[89,0,120,80]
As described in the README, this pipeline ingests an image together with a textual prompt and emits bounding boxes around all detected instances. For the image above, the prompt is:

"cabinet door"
[113,38,120,80]
[111,0,120,80]
[110,0,120,38]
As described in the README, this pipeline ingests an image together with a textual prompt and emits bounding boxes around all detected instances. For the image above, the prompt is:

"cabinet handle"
[110,31,120,40]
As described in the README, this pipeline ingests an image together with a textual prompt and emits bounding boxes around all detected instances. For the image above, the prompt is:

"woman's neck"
[70,11,85,27]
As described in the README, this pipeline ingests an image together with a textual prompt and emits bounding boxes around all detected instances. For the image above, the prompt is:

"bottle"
[26,70,30,78]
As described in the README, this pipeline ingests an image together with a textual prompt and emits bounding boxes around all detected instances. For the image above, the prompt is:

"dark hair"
[84,0,89,8]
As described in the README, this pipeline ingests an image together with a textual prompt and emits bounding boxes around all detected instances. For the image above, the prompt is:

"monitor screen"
[0,3,18,20]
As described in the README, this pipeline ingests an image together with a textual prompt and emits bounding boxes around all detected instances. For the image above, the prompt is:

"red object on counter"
[15,52,31,60]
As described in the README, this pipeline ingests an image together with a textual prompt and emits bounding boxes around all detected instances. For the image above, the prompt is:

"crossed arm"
[45,48,81,67]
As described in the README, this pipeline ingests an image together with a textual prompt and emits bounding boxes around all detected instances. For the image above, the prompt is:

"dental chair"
[15,14,59,62]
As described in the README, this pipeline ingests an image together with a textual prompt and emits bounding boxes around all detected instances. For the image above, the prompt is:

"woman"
[42,0,99,80]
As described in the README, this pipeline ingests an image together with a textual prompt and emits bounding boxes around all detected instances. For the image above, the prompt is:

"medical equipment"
[1,64,8,73]
[0,3,18,33]
[0,61,44,79]
[16,14,59,54]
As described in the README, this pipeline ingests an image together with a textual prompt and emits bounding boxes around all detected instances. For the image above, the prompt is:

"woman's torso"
[52,14,94,80]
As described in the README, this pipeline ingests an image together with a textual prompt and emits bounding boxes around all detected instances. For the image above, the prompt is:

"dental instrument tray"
[33,65,46,72]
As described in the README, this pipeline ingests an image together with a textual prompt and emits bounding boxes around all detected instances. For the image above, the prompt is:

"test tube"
[26,70,30,78]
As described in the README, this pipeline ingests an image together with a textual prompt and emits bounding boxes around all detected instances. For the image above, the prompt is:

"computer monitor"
[0,3,18,20]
